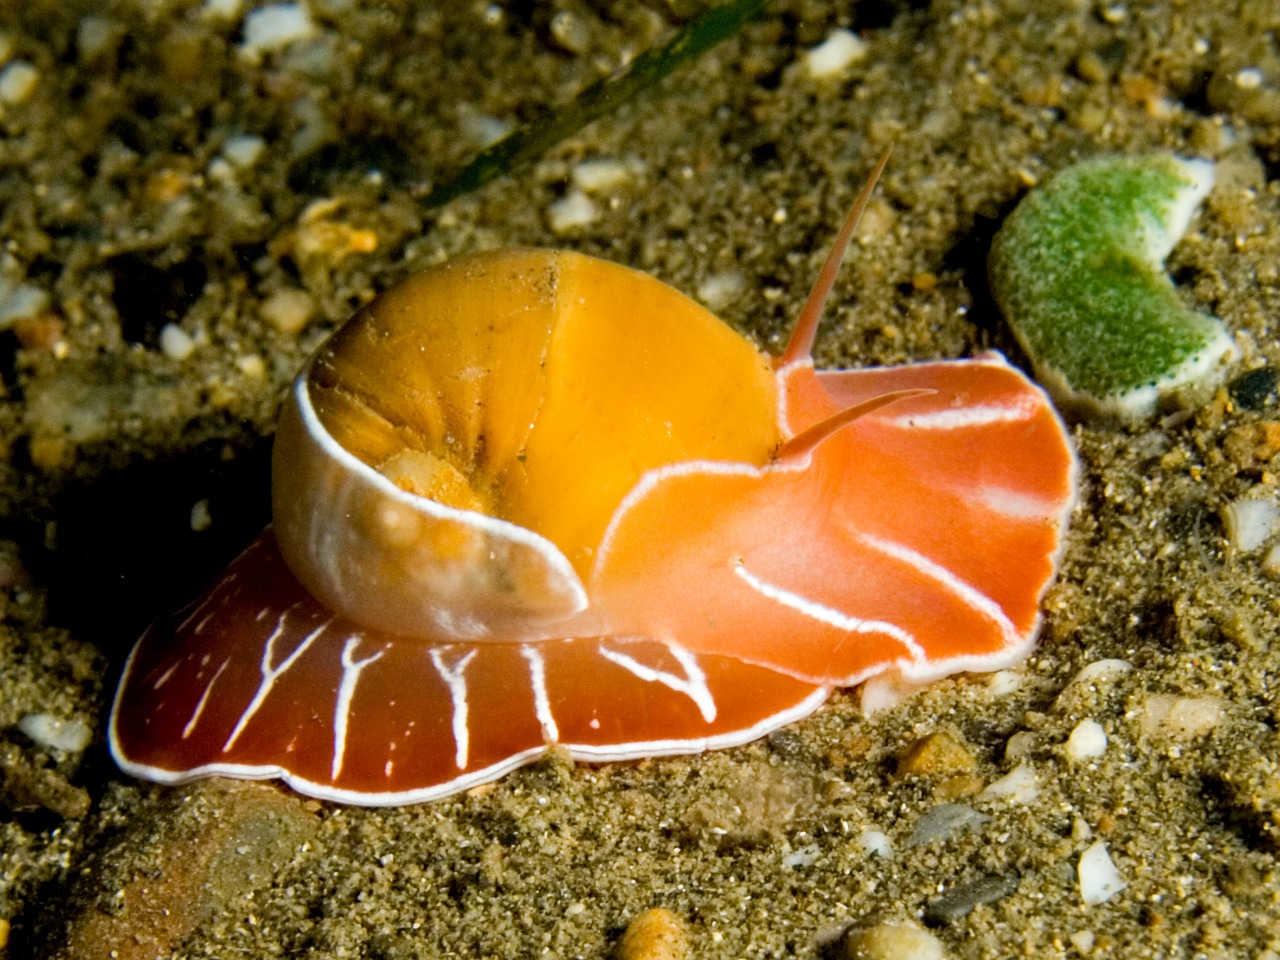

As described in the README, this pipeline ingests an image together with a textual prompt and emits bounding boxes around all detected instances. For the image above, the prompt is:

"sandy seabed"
[2,1,1280,957]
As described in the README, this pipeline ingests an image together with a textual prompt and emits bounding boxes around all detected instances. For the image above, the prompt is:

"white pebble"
[0,283,50,328]
[203,0,243,19]
[18,713,92,752]
[782,842,821,867]
[1235,67,1264,90]
[546,189,598,233]
[1067,659,1133,689]
[980,763,1039,803]
[221,134,266,169]
[696,270,747,312]
[1137,693,1224,740]
[1078,841,1126,905]
[1069,930,1096,953]
[159,323,196,360]
[458,112,512,148]
[190,498,213,532]
[1221,496,1280,553]
[804,28,867,79]
[986,669,1023,696]
[570,158,634,193]
[1066,719,1108,760]
[1263,542,1280,578]
[0,60,39,105]
[240,3,317,59]
[859,828,892,858]
[76,16,123,61]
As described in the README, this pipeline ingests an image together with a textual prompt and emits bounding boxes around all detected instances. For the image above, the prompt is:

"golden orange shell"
[272,249,778,641]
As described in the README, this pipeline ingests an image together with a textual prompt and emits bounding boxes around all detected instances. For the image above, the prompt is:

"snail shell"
[272,249,776,641]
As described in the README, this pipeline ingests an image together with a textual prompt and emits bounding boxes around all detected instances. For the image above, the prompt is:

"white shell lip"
[272,369,590,642]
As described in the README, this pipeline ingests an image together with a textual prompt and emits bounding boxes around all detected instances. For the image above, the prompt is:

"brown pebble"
[841,920,949,959]
[1224,422,1280,467]
[825,730,874,767]
[896,731,977,779]
[933,774,985,800]
[910,271,938,293]
[13,311,65,354]
[616,908,688,960]
[50,779,319,960]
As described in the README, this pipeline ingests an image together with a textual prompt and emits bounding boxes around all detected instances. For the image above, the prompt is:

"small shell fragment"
[1221,495,1280,553]
[1065,719,1108,760]
[1079,840,1126,905]
[18,713,93,753]
[980,762,1039,803]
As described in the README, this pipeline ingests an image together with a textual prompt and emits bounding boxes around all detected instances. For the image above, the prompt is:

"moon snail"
[110,160,1078,805]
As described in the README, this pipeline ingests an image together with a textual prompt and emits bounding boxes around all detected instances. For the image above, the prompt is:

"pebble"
[1066,719,1108,760]
[989,154,1235,419]
[0,60,38,105]
[570,158,635,193]
[51,780,319,959]
[0,282,51,328]
[189,498,213,532]
[202,0,243,20]
[1228,366,1279,410]
[782,842,821,868]
[1060,659,1133,705]
[159,323,197,361]
[1136,693,1224,740]
[616,908,688,960]
[1220,496,1280,552]
[260,287,316,334]
[1079,841,1127,905]
[858,828,892,859]
[1069,930,1096,953]
[458,112,512,148]
[896,731,977,778]
[924,873,1020,924]
[696,270,747,312]
[804,29,868,79]
[909,803,989,846]
[17,713,92,752]
[240,3,318,60]
[76,16,124,63]
[980,763,1039,803]
[220,134,266,169]
[236,353,267,378]
[985,669,1023,696]
[839,920,949,960]
[1224,421,1280,467]
[1264,542,1280,578]
[546,189,599,233]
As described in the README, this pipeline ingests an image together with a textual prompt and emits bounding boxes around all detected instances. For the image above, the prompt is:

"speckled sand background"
[2,1,1280,957]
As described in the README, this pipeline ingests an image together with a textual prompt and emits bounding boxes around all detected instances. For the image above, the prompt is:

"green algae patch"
[990,155,1236,420]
